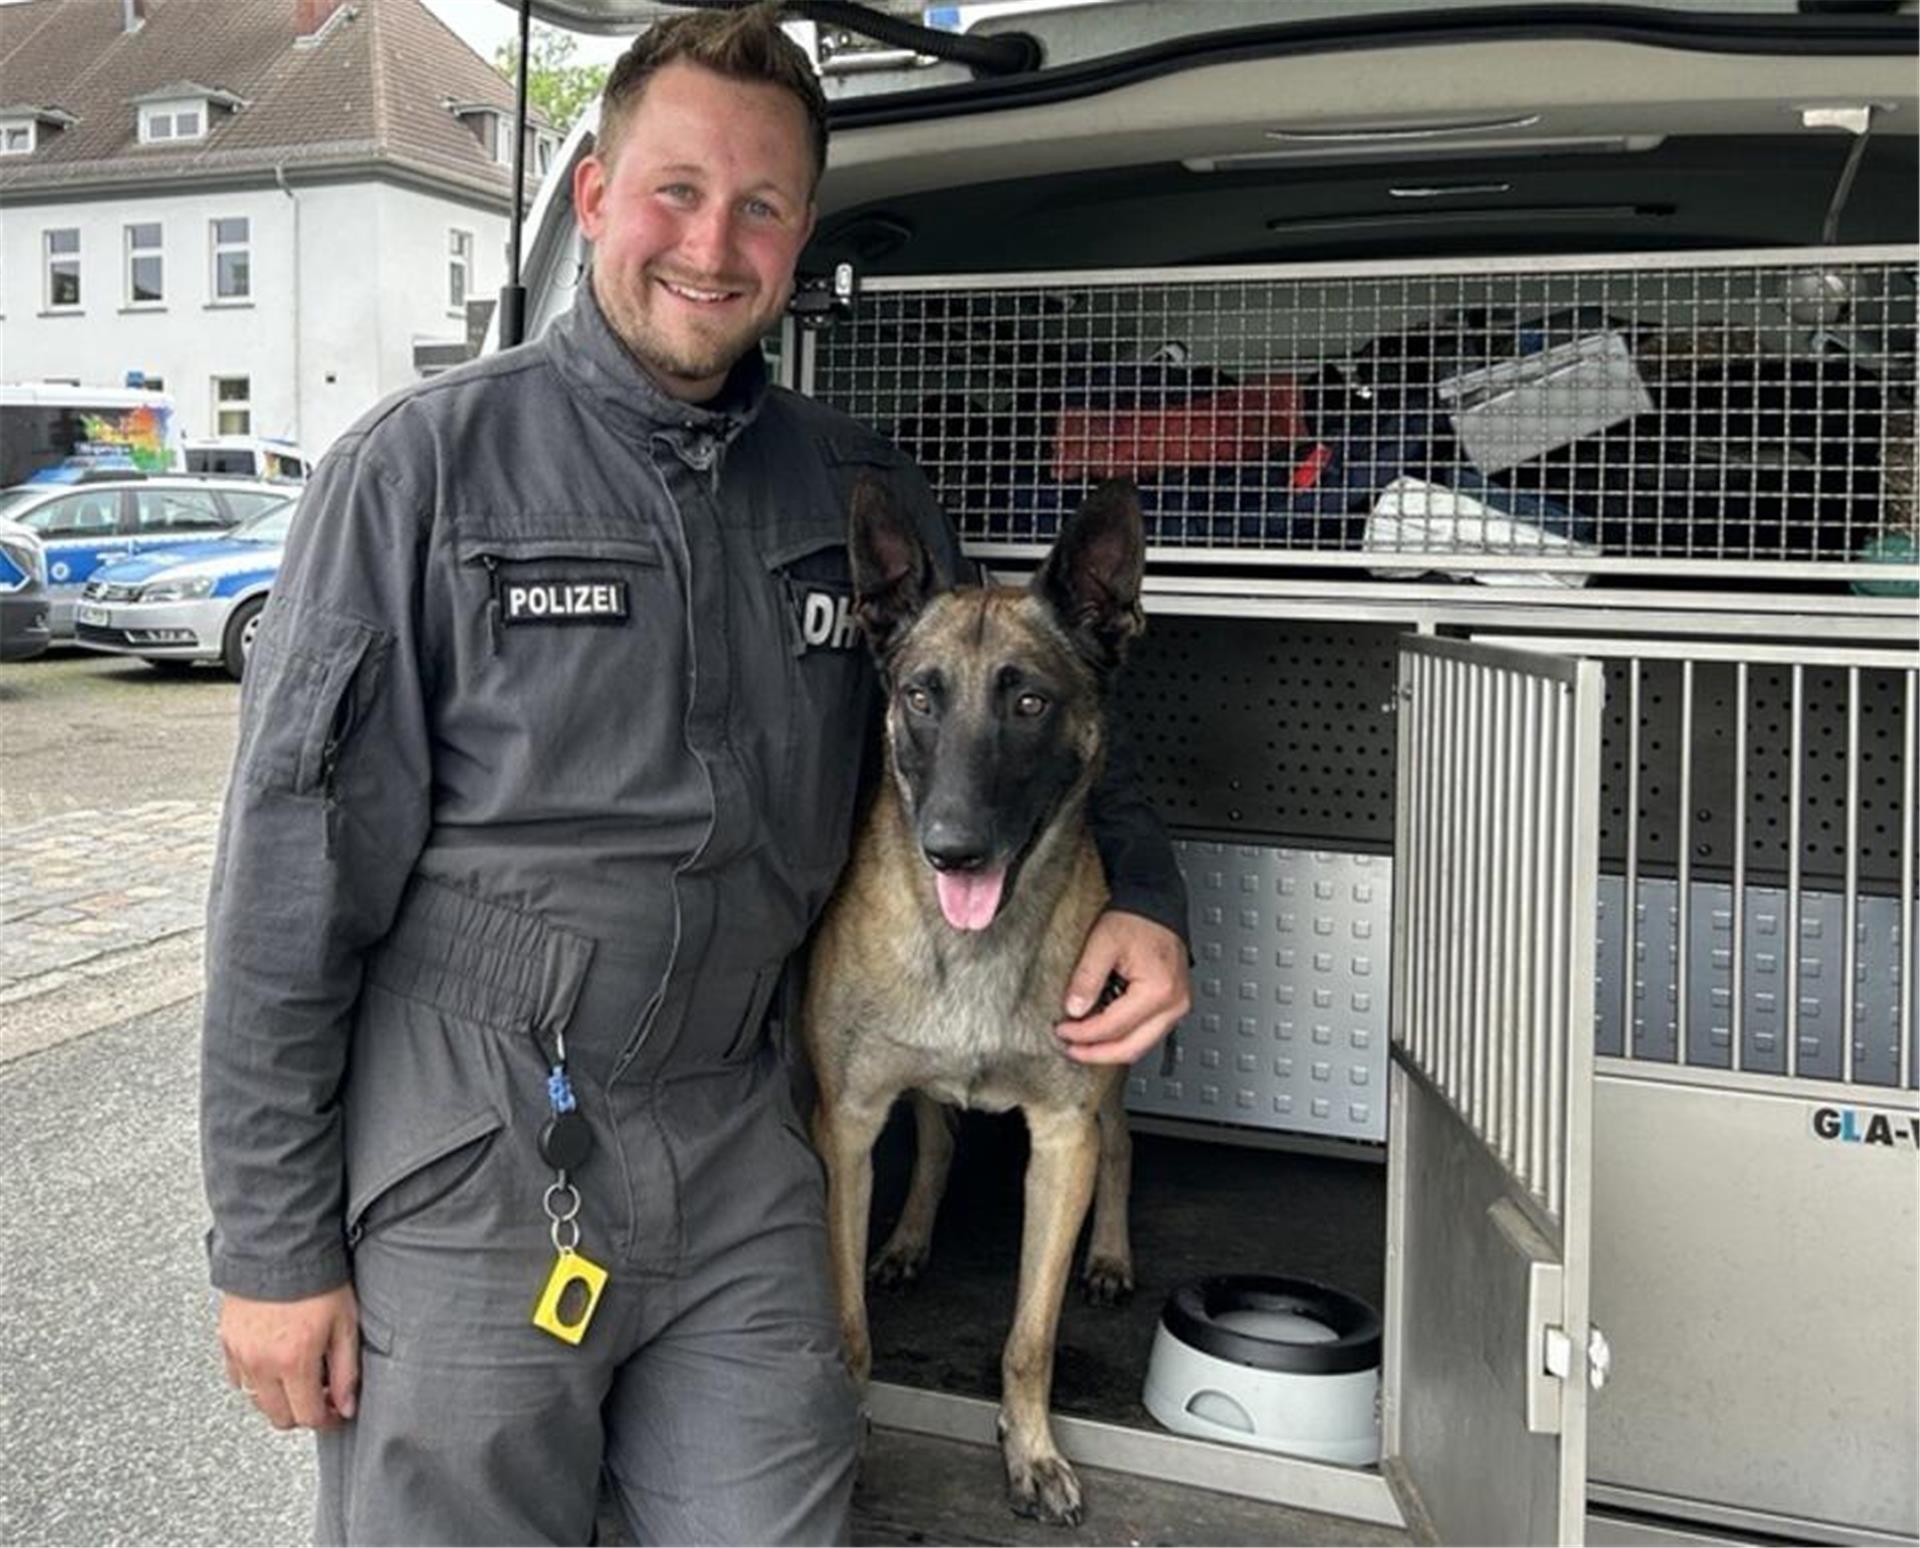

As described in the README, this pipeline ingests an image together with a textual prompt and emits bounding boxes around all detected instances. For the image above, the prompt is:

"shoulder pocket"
[237,595,387,798]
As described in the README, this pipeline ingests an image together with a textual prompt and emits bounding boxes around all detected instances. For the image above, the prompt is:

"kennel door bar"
[1385,636,1603,1547]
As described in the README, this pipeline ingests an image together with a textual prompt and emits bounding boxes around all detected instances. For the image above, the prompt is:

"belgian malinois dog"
[803,475,1147,1526]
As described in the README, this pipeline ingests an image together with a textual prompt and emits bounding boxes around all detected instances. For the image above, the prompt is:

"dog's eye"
[904,686,934,715]
[1014,692,1048,718]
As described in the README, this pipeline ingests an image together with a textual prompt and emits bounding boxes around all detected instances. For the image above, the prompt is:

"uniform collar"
[547,269,770,447]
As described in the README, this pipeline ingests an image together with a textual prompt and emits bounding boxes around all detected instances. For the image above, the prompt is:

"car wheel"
[223,597,266,681]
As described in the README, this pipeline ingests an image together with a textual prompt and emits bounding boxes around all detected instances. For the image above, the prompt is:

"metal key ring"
[542,1180,582,1224]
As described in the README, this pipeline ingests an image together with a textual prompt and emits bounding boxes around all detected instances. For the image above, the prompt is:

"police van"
[500,4,1919,1543]
[0,383,185,487]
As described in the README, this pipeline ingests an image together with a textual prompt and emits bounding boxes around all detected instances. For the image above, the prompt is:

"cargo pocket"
[346,876,598,1247]
[774,1099,828,1193]
[720,963,785,1065]
[345,1109,506,1246]
[237,595,385,798]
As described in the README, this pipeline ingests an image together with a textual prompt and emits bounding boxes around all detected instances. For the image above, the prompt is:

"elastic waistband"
[365,873,595,1041]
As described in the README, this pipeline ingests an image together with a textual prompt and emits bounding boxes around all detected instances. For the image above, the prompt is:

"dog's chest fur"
[806,785,1110,1116]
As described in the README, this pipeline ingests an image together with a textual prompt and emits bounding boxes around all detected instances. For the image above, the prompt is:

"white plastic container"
[1142,1274,1382,1466]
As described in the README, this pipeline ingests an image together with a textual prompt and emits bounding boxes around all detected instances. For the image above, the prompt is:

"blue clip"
[547,1065,577,1115]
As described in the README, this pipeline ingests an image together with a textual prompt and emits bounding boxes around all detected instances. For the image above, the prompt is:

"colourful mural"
[76,403,175,472]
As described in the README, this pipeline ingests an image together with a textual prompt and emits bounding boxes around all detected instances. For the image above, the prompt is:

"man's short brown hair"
[594,3,829,189]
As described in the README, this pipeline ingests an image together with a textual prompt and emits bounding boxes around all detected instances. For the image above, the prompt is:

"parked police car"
[0,518,51,662]
[0,476,291,641]
[74,498,296,679]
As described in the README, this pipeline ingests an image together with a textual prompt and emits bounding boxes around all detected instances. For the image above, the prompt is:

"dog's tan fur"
[803,483,1144,1526]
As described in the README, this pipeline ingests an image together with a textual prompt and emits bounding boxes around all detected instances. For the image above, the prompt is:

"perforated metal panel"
[1129,841,1390,1143]
[1142,844,1914,1143]
[808,248,1919,580]
[1594,878,1915,1086]
[1600,658,1912,893]
[1113,618,1397,848]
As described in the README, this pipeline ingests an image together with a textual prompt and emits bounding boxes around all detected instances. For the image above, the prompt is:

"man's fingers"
[1054,991,1138,1045]
[283,1361,337,1430]
[218,1285,359,1432]
[250,1376,298,1432]
[1061,942,1118,1019]
[1064,1005,1185,1067]
[326,1306,361,1421]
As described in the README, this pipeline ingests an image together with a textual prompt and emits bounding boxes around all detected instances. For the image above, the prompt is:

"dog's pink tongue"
[935,867,1006,931]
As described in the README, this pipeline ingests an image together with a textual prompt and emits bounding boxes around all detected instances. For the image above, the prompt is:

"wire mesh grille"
[809,250,1919,576]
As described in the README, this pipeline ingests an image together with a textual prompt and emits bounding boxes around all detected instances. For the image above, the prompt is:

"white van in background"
[183,436,309,484]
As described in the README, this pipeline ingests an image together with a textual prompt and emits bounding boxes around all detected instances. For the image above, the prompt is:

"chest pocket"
[450,534,685,818]
[764,532,877,881]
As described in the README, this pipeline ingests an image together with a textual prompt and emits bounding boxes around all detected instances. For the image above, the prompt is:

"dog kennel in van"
[498,3,1917,1539]
[792,244,1918,1546]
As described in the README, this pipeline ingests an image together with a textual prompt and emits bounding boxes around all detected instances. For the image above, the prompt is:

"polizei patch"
[501,577,630,627]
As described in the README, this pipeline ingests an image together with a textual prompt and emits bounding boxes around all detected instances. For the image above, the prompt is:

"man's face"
[574,61,816,402]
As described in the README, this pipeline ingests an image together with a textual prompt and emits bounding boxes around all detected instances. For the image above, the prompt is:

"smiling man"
[200,6,1189,1545]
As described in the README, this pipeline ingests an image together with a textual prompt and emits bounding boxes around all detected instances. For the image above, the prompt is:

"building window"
[212,375,251,435]
[448,229,473,311]
[1,120,33,155]
[210,217,250,302]
[126,223,164,306]
[141,103,205,143]
[44,228,80,310]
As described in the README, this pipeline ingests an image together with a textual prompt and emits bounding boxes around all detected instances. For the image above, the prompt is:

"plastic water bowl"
[1142,1274,1382,1466]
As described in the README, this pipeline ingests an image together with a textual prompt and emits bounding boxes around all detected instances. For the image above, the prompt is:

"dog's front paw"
[1081,1254,1134,1306]
[1005,1450,1085,1526]
[868,1239,930,1290]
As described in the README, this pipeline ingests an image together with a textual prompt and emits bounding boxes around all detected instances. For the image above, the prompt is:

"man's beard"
[595,266,763,394]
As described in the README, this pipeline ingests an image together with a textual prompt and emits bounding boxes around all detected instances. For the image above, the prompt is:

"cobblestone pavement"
[0,650,237,1061]
[0,797,221,998]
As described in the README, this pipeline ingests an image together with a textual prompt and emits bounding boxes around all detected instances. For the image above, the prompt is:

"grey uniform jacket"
[201,281,1189,1303]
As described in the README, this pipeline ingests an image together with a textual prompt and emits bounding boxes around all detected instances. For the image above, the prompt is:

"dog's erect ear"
[1033,479,1145,670]
[848,473,936,659]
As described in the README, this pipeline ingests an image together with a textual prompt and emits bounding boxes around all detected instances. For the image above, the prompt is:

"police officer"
[202,7,1191,1543]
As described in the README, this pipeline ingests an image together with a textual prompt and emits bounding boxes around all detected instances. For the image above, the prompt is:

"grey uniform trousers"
[315,1008,859,1548]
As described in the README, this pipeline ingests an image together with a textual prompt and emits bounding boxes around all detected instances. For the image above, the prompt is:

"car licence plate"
[77,604,111,627]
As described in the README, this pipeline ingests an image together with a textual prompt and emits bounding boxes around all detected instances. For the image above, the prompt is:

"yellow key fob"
[531,1249,608,1345]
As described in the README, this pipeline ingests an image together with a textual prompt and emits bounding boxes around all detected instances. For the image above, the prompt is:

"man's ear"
[848,473,936,659]
[574,153,607,241]
[1033,479,1145,670]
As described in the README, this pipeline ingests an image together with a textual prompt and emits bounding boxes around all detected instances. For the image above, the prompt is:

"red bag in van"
[1050,380,1308,479]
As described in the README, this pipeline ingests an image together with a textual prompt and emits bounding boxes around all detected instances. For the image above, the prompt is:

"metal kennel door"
[1384,637,1604,1546]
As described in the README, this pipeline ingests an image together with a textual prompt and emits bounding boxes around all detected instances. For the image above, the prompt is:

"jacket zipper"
[479,554,504,655]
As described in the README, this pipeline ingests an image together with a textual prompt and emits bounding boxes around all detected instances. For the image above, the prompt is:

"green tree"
[495,27,609,137]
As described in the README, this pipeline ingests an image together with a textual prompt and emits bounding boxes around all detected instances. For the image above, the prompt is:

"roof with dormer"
[0,0,552,207]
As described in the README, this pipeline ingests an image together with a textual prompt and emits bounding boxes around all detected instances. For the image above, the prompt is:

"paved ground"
[0,649,311,1546]
[0,650,231,1066]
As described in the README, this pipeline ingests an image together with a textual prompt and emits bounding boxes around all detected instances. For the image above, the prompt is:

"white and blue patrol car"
[0,518,51,663]
[74,499,297,679]
[0,476,292,641]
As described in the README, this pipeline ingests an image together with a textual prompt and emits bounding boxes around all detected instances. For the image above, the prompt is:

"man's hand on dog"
[1054,911,1192,1065]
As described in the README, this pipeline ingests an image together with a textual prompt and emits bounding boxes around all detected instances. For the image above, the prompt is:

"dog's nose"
[922,823,991,873]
